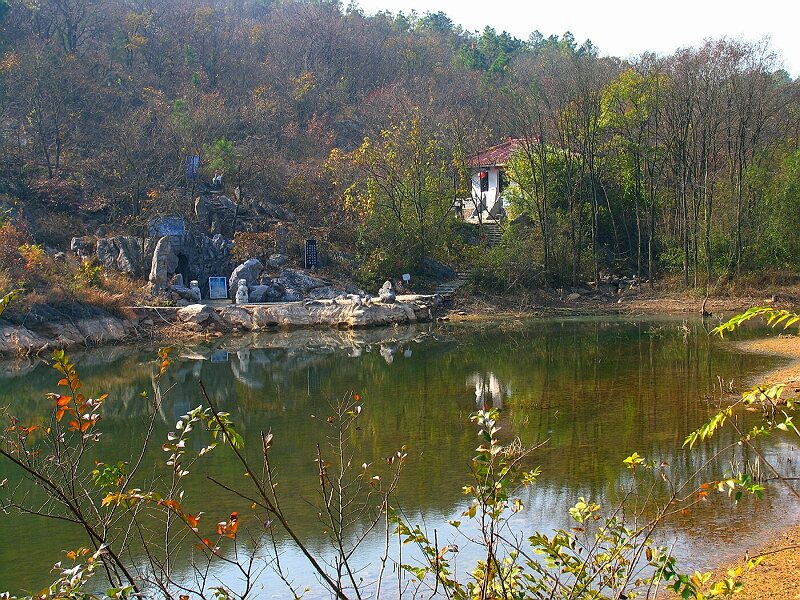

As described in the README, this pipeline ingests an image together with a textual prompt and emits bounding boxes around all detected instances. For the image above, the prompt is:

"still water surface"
[0,317,798,596]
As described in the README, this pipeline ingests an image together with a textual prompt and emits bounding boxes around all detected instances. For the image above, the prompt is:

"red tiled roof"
[467,138,525,168]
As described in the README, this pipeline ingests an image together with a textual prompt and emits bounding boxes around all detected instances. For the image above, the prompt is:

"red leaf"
[161,499,183,514]
[19,425,39,436]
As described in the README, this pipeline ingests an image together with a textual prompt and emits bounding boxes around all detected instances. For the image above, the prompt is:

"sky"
[355,0,799,77]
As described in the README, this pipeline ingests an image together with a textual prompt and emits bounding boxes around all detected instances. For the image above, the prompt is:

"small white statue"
[189,280,202,302]
[235,279,249,304]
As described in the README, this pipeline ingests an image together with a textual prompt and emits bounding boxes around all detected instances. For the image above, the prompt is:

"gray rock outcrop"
[94,225,231,299]
[247,285,272,303]
[70,236,96,258]
[228,259,264,297]
[275,269,329,296]
[195,195,238,237]
[217,294,438,330]
[96,236,143,275]
[268,253,288,269]
[0,304,133,355]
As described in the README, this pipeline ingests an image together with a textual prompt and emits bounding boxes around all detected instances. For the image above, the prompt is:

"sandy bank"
[663,333,800,599]
[736,335,800,390]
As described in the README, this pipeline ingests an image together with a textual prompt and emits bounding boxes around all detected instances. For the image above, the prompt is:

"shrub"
[0,222,27,277]
[231,231,275,265]
[75,258,103,286]
[471,226,546,292]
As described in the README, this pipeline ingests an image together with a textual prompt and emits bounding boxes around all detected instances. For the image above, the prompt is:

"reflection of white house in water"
[467,372,511,409]
[458,138,524,224]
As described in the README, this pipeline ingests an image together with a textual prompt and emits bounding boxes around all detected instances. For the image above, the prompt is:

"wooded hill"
[1,0,799,289]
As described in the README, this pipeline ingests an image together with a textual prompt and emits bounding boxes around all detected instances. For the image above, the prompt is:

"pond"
[0,317,798,597]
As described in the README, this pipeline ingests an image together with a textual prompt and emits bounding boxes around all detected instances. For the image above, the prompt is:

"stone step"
[482,223,502,247]
[433,268,472,299]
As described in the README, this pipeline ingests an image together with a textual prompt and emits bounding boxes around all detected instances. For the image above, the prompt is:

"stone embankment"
[137,294,442,333]
[0,305,134,355]
[0,295,442,356]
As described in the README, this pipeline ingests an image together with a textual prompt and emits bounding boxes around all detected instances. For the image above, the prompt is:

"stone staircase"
[483,222,502,247]
[434,269,472,300]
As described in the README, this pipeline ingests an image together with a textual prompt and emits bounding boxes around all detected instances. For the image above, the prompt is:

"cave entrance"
[176,253,190,285]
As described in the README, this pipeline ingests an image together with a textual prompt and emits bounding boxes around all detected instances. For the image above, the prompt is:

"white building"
[461,138,524,223]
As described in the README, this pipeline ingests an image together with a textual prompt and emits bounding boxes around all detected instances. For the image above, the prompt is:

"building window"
[479,170,489,192]
[498,170,505,194]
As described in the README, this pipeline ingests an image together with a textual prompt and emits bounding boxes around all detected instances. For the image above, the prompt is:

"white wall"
[470,167,502,214]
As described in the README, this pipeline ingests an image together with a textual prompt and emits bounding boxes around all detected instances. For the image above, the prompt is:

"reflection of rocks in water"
[179,348,212,361]
[467,372,510,409]
[379,344,394,364]
[218,322,447,356]
[0,357,43,378]
[167,323,458,383]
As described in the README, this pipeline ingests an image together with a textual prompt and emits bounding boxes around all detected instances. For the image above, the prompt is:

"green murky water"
[0,317,797,596]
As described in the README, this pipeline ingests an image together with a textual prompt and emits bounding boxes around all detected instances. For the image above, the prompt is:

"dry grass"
[1,237,148,318]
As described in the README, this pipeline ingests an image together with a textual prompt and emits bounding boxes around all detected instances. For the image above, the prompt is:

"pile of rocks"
[562,274,644,303]
[226,257,357,304]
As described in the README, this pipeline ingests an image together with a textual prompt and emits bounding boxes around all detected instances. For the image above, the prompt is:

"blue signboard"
[208,277,228,300]
[149,216,185,238]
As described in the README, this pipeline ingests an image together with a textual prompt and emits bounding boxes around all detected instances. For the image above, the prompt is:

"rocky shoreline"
[0,294,443,356]
[0,304,135,356]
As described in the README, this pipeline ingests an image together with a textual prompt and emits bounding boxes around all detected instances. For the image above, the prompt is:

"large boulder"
[149,236,174,292]
[267,253,288,269]
[177,304,214,324]
[283,289,303,302]
[228,259,264,297]
[170,284,197,303]
[70,236,96,257]
[96,236,143,275]
[247,285,268,303]
[275,268,329,295]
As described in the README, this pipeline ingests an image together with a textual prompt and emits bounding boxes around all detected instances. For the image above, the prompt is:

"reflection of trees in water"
[0,318,792,592]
